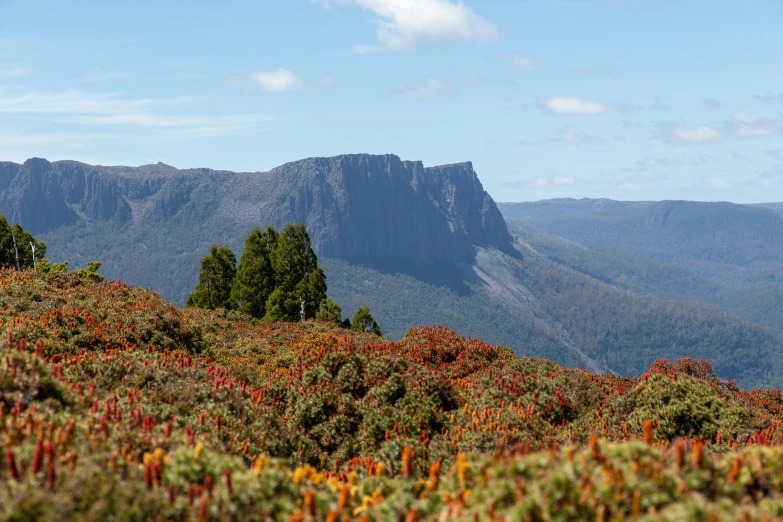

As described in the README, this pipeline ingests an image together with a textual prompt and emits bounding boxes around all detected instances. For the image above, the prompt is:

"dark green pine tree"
[315,298,343,326]
[186,244,237,310]
[264,223,326,322]
[351,307,383,336]
[231,226,279,319]
[0,215,46,270]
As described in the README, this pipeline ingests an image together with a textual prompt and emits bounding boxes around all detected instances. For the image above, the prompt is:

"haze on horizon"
[0,0,781,203]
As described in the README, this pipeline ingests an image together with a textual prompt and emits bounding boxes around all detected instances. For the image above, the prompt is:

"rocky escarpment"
[0,154,512,264]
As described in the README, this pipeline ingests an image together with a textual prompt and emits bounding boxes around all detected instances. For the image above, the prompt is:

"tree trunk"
[12,232,20,271]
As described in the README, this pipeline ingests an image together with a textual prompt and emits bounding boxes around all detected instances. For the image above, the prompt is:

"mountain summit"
[0,154,511,265]
[3,155,783,387]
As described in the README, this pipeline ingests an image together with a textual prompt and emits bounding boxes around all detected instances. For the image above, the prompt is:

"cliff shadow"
[335,256,480,297]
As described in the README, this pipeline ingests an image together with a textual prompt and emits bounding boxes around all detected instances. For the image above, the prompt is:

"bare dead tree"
[11,232,21,271]
[30,242,37,272]
[300,298,306,323]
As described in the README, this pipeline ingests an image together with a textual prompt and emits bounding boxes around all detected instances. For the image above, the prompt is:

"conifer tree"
[316,298,343,325]
[0,216,46,270]
[231,226,278,319]
[264,224,326,322]
[186,244,236,310]
[351,307,383,336]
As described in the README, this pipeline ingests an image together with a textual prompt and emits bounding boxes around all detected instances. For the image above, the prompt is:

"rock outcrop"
[0,154,512,264]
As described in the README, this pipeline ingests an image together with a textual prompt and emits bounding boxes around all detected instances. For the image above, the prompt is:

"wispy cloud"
[703,176,732,189]
[753,93,783,105]
[766,149,783,162]
[625,157,684,171]
[542,97,609,116]
[314,0,499,52]
[550,125,604,144]
[662,112,783,145]
[0,63,32,78]
[666,125,722,144]
[702,97,722,110]
[511,55,535,71]
[395,78,443,98]
[79,66,134,84]
[575,63,617,77]
[0,89,196,115]
[249,69,305,92]
[498,175,580,190]
[0,89,276,135]
[730,112,783,138]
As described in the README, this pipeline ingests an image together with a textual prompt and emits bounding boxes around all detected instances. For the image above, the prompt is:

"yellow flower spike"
[143,452,153,465]
[375,462,385,477]
[152,448,166,465]
[253,454,270,476]
[348,471,358,485]
[193,441,204,460]
[457,454,469,485]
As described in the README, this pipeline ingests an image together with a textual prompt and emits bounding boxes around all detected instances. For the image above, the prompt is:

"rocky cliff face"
[0,154,512,264]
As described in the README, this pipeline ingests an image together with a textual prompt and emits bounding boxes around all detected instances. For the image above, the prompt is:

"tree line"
[187,223,382,335]
[0,214,104,280]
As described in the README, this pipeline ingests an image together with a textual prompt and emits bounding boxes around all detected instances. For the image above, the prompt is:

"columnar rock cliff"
[0,154,512,264]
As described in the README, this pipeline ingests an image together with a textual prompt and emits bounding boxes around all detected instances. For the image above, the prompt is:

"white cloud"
[543,97,609,115]
[250,69,305,92]
[314,0,499,51]
[397,78,442,98]
[627,157,684,171]
[668,125,722,144]
[730,112,783,138]
[0,89,195,115]
[703,177,732,189]
[0,89,276,135]
[498,174,581,190]
[0,64,31,78]
[552,125,604,145]
[553,175,577,186]
[511,55,535,71]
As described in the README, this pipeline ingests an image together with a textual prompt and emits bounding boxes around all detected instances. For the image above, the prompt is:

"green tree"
[231,226,278,318]
[0,216,46,270]
[351,307,382,336]
[265,224,327,322]
[72,261,105,282]
[186,244,237,310]
[316,298,343,325]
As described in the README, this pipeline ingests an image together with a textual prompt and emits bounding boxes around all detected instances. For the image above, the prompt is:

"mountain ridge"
[3,156,783,387]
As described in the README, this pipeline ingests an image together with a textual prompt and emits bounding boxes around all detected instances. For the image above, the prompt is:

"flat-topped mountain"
[4,156,783,387]
[0,154,511,264]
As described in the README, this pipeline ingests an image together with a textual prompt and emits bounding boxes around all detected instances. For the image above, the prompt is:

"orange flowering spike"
[642,420,654,444]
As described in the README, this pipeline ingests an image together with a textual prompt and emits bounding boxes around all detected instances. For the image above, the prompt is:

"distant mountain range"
[498,198,783,331]
[2,158,782,388]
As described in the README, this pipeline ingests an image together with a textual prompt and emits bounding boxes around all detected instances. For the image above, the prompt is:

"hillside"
[5,270,783,520]
[498,199,783,330]
[3,157,783,387]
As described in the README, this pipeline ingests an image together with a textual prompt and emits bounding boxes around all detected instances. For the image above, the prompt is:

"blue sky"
[0,0,781,203]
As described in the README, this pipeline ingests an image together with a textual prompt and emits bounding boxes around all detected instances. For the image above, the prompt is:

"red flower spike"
[224,468,232,496]
[46,459,56,489]
[5,449,19,481]
[32,437,44,476]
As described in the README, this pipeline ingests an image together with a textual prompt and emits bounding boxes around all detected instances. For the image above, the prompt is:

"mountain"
[498,198,783,331]
[3,156,783,387]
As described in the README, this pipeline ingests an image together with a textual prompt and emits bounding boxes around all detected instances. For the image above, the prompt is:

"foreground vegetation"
[4,270,783,520]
